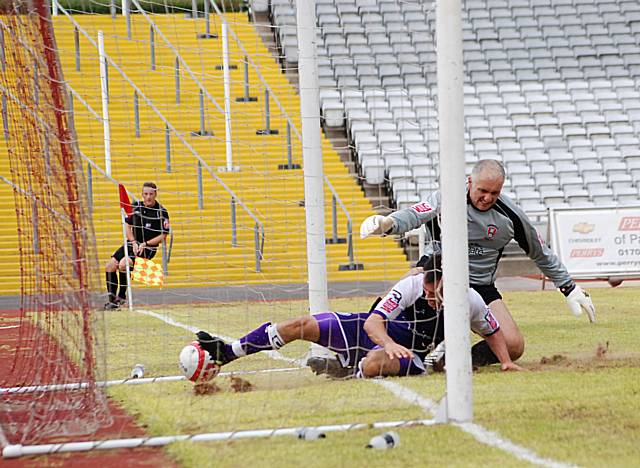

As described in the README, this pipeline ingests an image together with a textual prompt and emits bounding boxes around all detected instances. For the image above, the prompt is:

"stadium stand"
[264,0,640,213]
[0,12,410,295]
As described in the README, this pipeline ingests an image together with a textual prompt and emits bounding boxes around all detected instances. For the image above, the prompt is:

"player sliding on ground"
[195,254,523,379]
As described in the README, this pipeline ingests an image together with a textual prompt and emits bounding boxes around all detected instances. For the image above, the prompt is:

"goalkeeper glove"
[559,282,596,323]
[423,341,446,373]
[360,215,393,239]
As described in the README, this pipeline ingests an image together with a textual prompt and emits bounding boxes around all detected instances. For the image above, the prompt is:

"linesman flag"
[132,258,164,287]
[119,183,133,216]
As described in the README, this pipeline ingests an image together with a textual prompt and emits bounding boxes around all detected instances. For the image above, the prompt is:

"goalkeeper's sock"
[118,271,128,299]
[106,272,118,302]
[231,322,284,357]
[471,340,499,367]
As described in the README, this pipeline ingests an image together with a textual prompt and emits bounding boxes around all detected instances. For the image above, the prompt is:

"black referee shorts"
[470,283,503,305]
[111,242,157,262]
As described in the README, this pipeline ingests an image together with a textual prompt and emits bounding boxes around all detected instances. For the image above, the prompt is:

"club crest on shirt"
[486,224,498,239]
[410,202,433,214]
[380,289,402,314]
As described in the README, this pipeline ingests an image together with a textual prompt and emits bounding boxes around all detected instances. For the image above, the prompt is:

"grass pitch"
[105,287,640,467]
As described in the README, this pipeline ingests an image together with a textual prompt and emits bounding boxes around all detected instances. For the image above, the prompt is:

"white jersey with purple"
[313,273,500,368]
[372,273,501,350]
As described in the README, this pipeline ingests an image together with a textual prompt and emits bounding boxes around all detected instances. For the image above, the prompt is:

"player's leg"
[358,348,425,378]
[197,315,321,366]
[305,312,360,379]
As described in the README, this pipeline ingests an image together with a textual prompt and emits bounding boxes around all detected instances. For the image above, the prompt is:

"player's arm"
[360,194,440,238]
[363,313,413,360]
[484,330,525,371]
[468,289,524,371]
[499,196,595,323]
[364,275,422,359]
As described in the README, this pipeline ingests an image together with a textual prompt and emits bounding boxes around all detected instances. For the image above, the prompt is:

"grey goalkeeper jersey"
[388,192,572,288]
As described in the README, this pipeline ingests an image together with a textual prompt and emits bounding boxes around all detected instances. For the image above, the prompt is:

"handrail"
[1,78,176,268]
[209,4,357,267]
[208,0,302,141]
[67,84,101,121]
[56,3,264,269]
[129,0,225,115]
[323,175,358,268]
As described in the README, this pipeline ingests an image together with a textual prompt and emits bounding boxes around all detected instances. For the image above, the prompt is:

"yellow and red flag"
[132,258,164,287]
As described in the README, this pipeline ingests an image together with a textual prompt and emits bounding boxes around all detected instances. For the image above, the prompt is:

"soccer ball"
[179,341,221,383]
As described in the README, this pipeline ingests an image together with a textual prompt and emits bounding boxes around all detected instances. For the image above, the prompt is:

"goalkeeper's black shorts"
[470,283,502,305]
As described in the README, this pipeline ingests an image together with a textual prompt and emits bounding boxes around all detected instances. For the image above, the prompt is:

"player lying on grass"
[196,254,523,378]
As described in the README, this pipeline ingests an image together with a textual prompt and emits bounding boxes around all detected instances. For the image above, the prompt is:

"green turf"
[105,287,640,467]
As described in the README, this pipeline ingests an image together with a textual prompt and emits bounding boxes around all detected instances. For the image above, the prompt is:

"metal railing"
[56,3,264,272]
[324,176,362,271]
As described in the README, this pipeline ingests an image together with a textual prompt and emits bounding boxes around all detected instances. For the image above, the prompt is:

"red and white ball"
[179,341,220,383]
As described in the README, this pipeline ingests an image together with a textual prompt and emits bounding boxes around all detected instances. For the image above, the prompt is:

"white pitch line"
[139,308,580,468]
[376,380,579,468]
[135,308,299,365]
[455,422,581,468]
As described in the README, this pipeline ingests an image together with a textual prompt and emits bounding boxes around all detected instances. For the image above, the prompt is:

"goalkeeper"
[196,254,522,379]
[360,159,596,367]
[104,182,170,310]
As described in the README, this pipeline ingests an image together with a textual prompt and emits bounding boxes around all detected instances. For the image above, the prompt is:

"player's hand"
[500,361,526,372]
[563,284,596,323]
[360,215,393,239]
[383,342,413,360]
[424,341,446,372]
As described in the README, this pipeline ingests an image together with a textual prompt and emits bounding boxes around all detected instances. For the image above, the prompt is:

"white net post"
[98,30,111,176]
[297,0,328,314]
[437,0,473,422]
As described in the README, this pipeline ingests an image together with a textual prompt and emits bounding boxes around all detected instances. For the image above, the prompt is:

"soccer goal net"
[0,0,471,459]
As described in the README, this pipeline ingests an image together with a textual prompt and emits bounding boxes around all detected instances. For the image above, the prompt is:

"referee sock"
[471,340,499,367]
[118,271,128,299]
[106,272,118,303]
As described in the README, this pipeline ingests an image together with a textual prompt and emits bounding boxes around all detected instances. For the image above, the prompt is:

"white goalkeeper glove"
[560,282,596,323]
[423,341,446,373]
[360,215,393,239]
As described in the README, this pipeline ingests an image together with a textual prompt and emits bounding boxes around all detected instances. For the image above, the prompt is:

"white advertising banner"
[549,205,640,279]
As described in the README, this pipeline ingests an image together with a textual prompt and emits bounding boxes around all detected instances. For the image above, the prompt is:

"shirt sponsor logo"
[469,244,484,256]
[163,220,170,230]
[573,222,595,234]
[380,289,402,314]
[486,224,498,239]
[411,202,433,214]
[484,308,498,330]
[145,223,151,228]
[618,217,640,231]
[570,248,604,258]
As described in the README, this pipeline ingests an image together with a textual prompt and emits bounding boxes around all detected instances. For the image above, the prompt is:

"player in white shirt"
[357,253,524,377]
[196,254,523,379]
